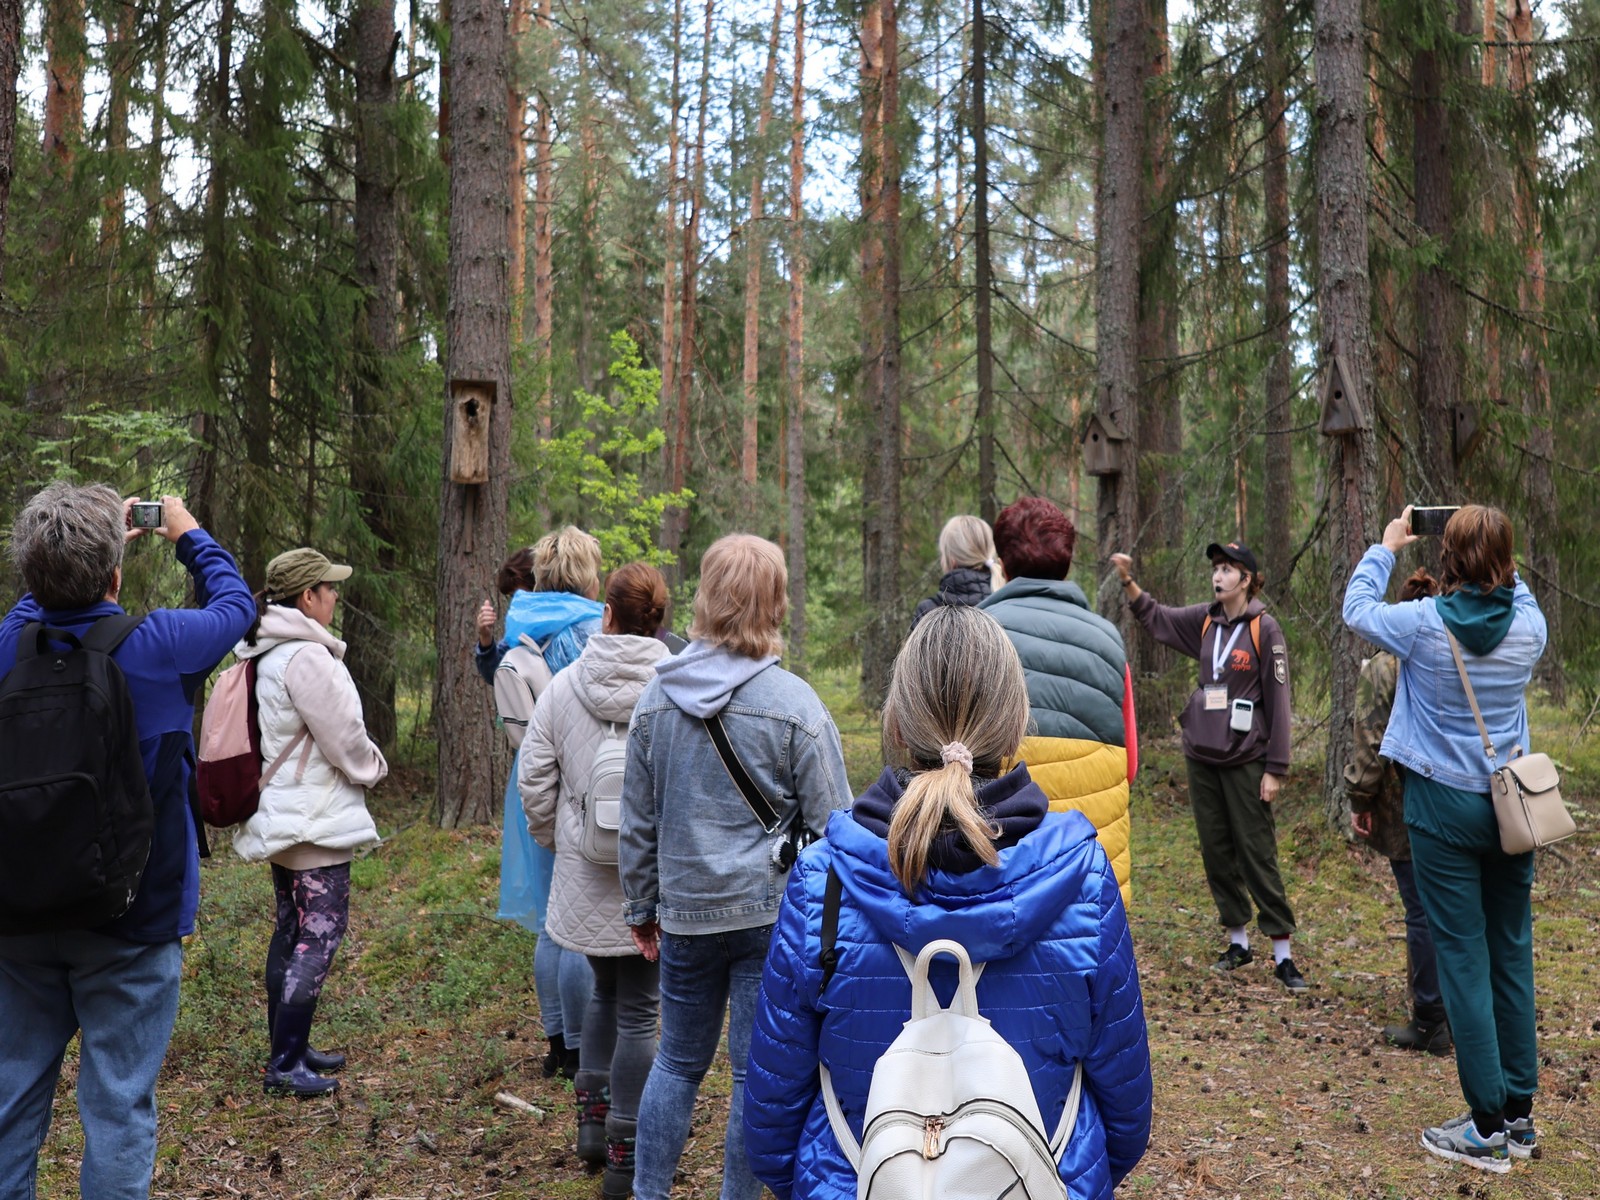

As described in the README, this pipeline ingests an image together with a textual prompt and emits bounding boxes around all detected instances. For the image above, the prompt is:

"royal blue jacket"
[0,530,255,943]
[744,766,1152,1200]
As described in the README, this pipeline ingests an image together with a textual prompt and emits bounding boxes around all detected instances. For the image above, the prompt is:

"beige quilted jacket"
[518,632,669,955]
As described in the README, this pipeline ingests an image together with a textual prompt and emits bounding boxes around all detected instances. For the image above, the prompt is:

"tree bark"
[42,0,84,173]
[508,0,530,340]
[1262,0,1293,585]
[141,0,171,351]
[859,0,903,710]
[0,0,21,287]
[346,0,402,752]
[1314,0,1379,827]
[530,0,554,433]
[659,0,684,554]
[1368,37,1405,517]
[972,0,995,523]
[1507,0,1562,701]
[1095,0,1143,624]
[102,0,137,253]
[437,0,513,827]
[194,0,237,535]
[785,0,808,673]
[740,0,785,495]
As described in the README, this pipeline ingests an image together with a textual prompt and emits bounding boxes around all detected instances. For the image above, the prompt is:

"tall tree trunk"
[1479,0,1500,402]
[438,0,451,165]
[740,0,785,497]
[659,0,684,552]
[437,0,513,827]
[42,0,84,174]
[972,0,995,522]
[141,0,171,352]
[194,0,237,534]
[1314,0,1379,827]
[1262,0,1293,584]
[576,49,600,393]
[1410,0,1470,500]
[1508,0,1562,701]
[530,0,554,433]
[1095,0,1144,625]
[507,0,530,340]
[786,0,808,672]
[0,0,21,287]
[102,0,137,254]
[859,0,903,709]
[1368,36,1405,516]
[347,0,402,752]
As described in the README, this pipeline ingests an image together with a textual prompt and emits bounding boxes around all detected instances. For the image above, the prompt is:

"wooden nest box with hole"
[1317,353,1369,435]
[1082,413,1127,477]
[449,379,495,485]
[1453,403,1483,464]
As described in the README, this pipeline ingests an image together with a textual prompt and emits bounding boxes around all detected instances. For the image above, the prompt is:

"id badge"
[1203,685,1228,712]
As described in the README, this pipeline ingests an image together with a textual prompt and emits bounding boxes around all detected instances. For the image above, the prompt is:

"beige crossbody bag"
[1445,630,1572,855]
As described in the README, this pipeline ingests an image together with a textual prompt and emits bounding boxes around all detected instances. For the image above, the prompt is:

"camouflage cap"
[264,547,353,600]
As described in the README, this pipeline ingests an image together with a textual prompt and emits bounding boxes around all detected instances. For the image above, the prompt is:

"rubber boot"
[561,1038,582,1081]
[263,1001,340,1097]
[268,995,346,1073]
[573,1069,610,1170]
[602,1114,637,1200]
[542,1033,567,1079]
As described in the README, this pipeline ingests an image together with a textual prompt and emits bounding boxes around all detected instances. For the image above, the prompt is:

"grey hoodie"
[653,640,780,718]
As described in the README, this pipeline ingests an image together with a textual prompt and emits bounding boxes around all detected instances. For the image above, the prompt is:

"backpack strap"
[819,865,844,993]
[1048,1063,1084,1160]
[81,614,146,655]
[1200,613,1261,660]
[17,615,143,662]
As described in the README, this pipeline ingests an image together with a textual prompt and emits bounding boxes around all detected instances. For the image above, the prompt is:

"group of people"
[0,477,1551,1197]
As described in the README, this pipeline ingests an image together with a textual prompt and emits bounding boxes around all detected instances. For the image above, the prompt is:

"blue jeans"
[0,933,182,1200]
[1389,858,1443,1020]
[533,929,591,1048]
[633,924,773,1200]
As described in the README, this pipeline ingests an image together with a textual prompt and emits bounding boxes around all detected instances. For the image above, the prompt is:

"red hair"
[1440,506,1516,595]
[993,497,1076,581]
[605,562,669,637]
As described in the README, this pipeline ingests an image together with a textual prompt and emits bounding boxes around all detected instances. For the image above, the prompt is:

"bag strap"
[81,614,146,656]
[260,728,312,791]
[1444,629,1498,763]
[18,615,144,662]
[819,865,844,993]
[703,712,783,833]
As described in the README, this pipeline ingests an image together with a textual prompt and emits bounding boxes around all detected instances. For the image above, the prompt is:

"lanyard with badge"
[1203,623,1243,713]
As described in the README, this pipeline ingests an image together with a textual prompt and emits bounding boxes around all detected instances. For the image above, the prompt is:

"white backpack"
[492,635,554,750]
[578,722,627,865]
[820,938,1082,1200]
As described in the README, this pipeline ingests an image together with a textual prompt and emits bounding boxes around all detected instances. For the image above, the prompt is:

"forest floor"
[31,676,1600,1200]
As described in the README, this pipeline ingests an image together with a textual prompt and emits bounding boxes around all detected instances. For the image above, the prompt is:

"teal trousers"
[1405,775,1537,1118]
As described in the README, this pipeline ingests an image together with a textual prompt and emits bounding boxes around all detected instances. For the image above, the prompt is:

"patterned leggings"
[266,863,351,1009]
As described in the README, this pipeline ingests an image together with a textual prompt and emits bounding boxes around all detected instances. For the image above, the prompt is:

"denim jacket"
[619,647,853,935]
[1342,545,1546,793]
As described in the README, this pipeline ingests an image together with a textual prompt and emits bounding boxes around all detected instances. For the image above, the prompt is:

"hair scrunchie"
[940,741,975,773]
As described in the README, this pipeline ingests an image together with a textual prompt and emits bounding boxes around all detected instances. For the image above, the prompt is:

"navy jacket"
[0,530,255,943]
[744,766,1152,1200]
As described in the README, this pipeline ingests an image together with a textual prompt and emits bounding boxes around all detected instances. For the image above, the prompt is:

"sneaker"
[1436,1112,1537,1160]
[1422,1117,1512,1173]
[1274,957,1309,990]
[1212,943,1253,971]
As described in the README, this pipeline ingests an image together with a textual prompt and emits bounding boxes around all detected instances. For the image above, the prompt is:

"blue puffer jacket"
[744,767,1152,1200]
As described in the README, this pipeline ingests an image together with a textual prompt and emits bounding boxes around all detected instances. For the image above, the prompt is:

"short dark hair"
[605,562,669,637]
[993,497,1076,581]
[497,547,537,596]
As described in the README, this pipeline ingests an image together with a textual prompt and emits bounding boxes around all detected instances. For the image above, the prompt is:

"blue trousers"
[0,933,182,1200]
[633,924,773,1200]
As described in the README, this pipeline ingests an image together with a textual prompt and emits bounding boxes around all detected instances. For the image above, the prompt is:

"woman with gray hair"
[744,606,1152,1200]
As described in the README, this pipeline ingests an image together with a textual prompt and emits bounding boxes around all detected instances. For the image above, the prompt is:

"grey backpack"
[579,722,627,864]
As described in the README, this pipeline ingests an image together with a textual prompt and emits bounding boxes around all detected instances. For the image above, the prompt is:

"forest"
[0,0,1596,824]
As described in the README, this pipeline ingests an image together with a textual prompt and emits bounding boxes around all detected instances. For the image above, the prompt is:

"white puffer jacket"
[231,605,387,863]
[519,632,668,955]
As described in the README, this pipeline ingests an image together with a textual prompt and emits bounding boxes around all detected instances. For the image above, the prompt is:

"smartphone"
[130,502,163,529]
[1409,506,1460,537]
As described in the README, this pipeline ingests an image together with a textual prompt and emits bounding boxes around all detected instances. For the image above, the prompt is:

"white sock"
[1227,926,1249,949]
[1272,937,1292,964]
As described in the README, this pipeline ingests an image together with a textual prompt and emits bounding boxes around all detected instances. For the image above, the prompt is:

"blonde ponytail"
[881,606,1031,894]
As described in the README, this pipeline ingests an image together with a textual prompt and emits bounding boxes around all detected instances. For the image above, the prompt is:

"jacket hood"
[851,765,1046,875]
[571,633,670,724]
[981,576,1091,613]
[505,589,605,646]
[1435,586,1515,655]
[825,779,1101,963]
[653,639,779,718]
[234,604,345,660]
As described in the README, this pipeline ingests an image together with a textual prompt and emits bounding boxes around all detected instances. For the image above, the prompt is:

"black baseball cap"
[1205,541,1259,574]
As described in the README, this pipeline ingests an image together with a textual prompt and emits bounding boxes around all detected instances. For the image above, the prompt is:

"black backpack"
[0,616,155,934]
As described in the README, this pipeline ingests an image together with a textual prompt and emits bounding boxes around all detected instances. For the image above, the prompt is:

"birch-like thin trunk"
[659,0,684,551]
[972,0,995,522]
[531,0,554,435]
[508,0,530,341]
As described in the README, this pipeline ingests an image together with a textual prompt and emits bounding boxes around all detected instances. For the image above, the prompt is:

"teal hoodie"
[1436,585,1515,655]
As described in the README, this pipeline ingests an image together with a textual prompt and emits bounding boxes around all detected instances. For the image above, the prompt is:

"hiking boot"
[263,1002,340,1098]
[573,1070,610,1170]
[602,1114,637,1200]
[1274,958,1309,991]
[1436,1112,1537,1160]
[1211,943,1253,972]
[542,1033,567,1079]
[1382,1017,1452,1057]
[1421,1117,1511,1173]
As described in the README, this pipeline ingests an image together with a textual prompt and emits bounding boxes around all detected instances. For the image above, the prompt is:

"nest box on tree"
[1453,403,1483,464]
[1082,413,1127,477]
[449,379,495,485]
[1317,353,1369,435]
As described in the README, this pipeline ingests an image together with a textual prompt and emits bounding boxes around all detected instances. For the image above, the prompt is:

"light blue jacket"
[743,784,1152,1200]
[618,643,853,935]
[1342,545,1546,793]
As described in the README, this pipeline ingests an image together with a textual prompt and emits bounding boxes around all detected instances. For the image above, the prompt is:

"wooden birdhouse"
[449,379,495,485]
[1318,353,1367,435]
[1453,403,1482,464]
[1081,413,1127,477]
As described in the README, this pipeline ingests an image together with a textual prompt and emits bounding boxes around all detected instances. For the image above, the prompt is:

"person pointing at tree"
[1111,542,1306,990]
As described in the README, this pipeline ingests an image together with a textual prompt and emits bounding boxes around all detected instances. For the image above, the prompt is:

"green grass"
[27,685,1600,1198]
